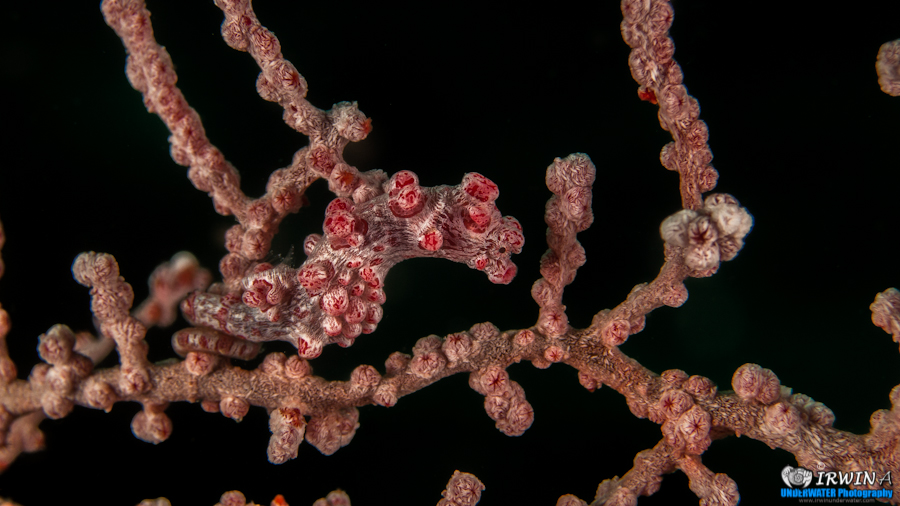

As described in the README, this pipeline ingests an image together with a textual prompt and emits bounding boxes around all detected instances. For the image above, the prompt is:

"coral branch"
[0,0,897,504]
[877,40,900,96]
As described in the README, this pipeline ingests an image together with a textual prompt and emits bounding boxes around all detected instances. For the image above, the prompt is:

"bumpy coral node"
[660,193,752,271]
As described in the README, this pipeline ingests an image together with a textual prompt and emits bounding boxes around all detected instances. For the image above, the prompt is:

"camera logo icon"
[781,466,813,488]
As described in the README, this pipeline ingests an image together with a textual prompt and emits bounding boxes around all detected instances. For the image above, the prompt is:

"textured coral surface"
[0,1,897,505]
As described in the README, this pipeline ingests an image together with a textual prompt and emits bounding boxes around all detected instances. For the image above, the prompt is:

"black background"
[1,1,898,504]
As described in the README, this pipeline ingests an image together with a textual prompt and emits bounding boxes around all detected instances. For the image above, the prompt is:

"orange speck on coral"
[638,87,658,104]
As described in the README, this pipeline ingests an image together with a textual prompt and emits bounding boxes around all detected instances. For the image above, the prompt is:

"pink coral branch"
[0,0,897,504]
[877,40,900,97]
